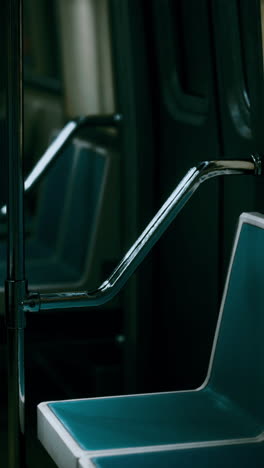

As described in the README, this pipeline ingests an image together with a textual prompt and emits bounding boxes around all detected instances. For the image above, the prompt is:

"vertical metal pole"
[5,1,27,467]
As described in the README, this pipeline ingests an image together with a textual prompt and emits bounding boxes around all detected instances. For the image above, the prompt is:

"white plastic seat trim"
[38,393,264,468]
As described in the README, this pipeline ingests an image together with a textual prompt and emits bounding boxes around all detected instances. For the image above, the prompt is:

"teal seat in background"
[25,140,74,260]
[37,212,264,467]
[0,140,73,261]
[0,136,109,290]
[25,138,107,287]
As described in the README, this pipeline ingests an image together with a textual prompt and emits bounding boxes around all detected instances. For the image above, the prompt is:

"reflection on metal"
[7,329,25,464]
[23,155,262,314]
[24,120,77,190]
[5,0,26,467]
[24,113,122,191]
[1,113,122,215]
[251,153,262,176]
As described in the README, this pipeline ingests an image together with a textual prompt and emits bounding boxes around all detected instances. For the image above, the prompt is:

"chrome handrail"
[23,156,261,313]
[1,113,122,215]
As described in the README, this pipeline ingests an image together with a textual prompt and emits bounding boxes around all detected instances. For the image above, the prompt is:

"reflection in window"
[24,0,61,88]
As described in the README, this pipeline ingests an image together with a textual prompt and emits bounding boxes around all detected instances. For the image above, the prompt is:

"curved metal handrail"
[23,155,262,313]
[1,113,122,215]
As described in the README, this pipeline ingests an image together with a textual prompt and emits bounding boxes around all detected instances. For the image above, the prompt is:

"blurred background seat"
[0,129,120,297]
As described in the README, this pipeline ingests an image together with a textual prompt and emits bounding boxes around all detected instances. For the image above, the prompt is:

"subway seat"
[25,137,107,287]
[38,212,264,467]
[0,135,116,295]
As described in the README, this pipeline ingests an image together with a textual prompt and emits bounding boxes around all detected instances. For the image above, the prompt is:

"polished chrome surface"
[251,153,262,175]
[24,120,77,191]
[1,113,122,215]
[23,156,261,314]
[5,1,26,467]
[23,113,122,192]
[7,329,25,468]
[6,0,25,281]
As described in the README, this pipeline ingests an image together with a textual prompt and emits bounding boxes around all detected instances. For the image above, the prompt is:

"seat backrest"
[208,212,264,425]
[34,141,75,250]
[55,138,107,275]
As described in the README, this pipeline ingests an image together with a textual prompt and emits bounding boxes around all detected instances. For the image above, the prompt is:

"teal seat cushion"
[48,389,260,451]
[90,442,264,468]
